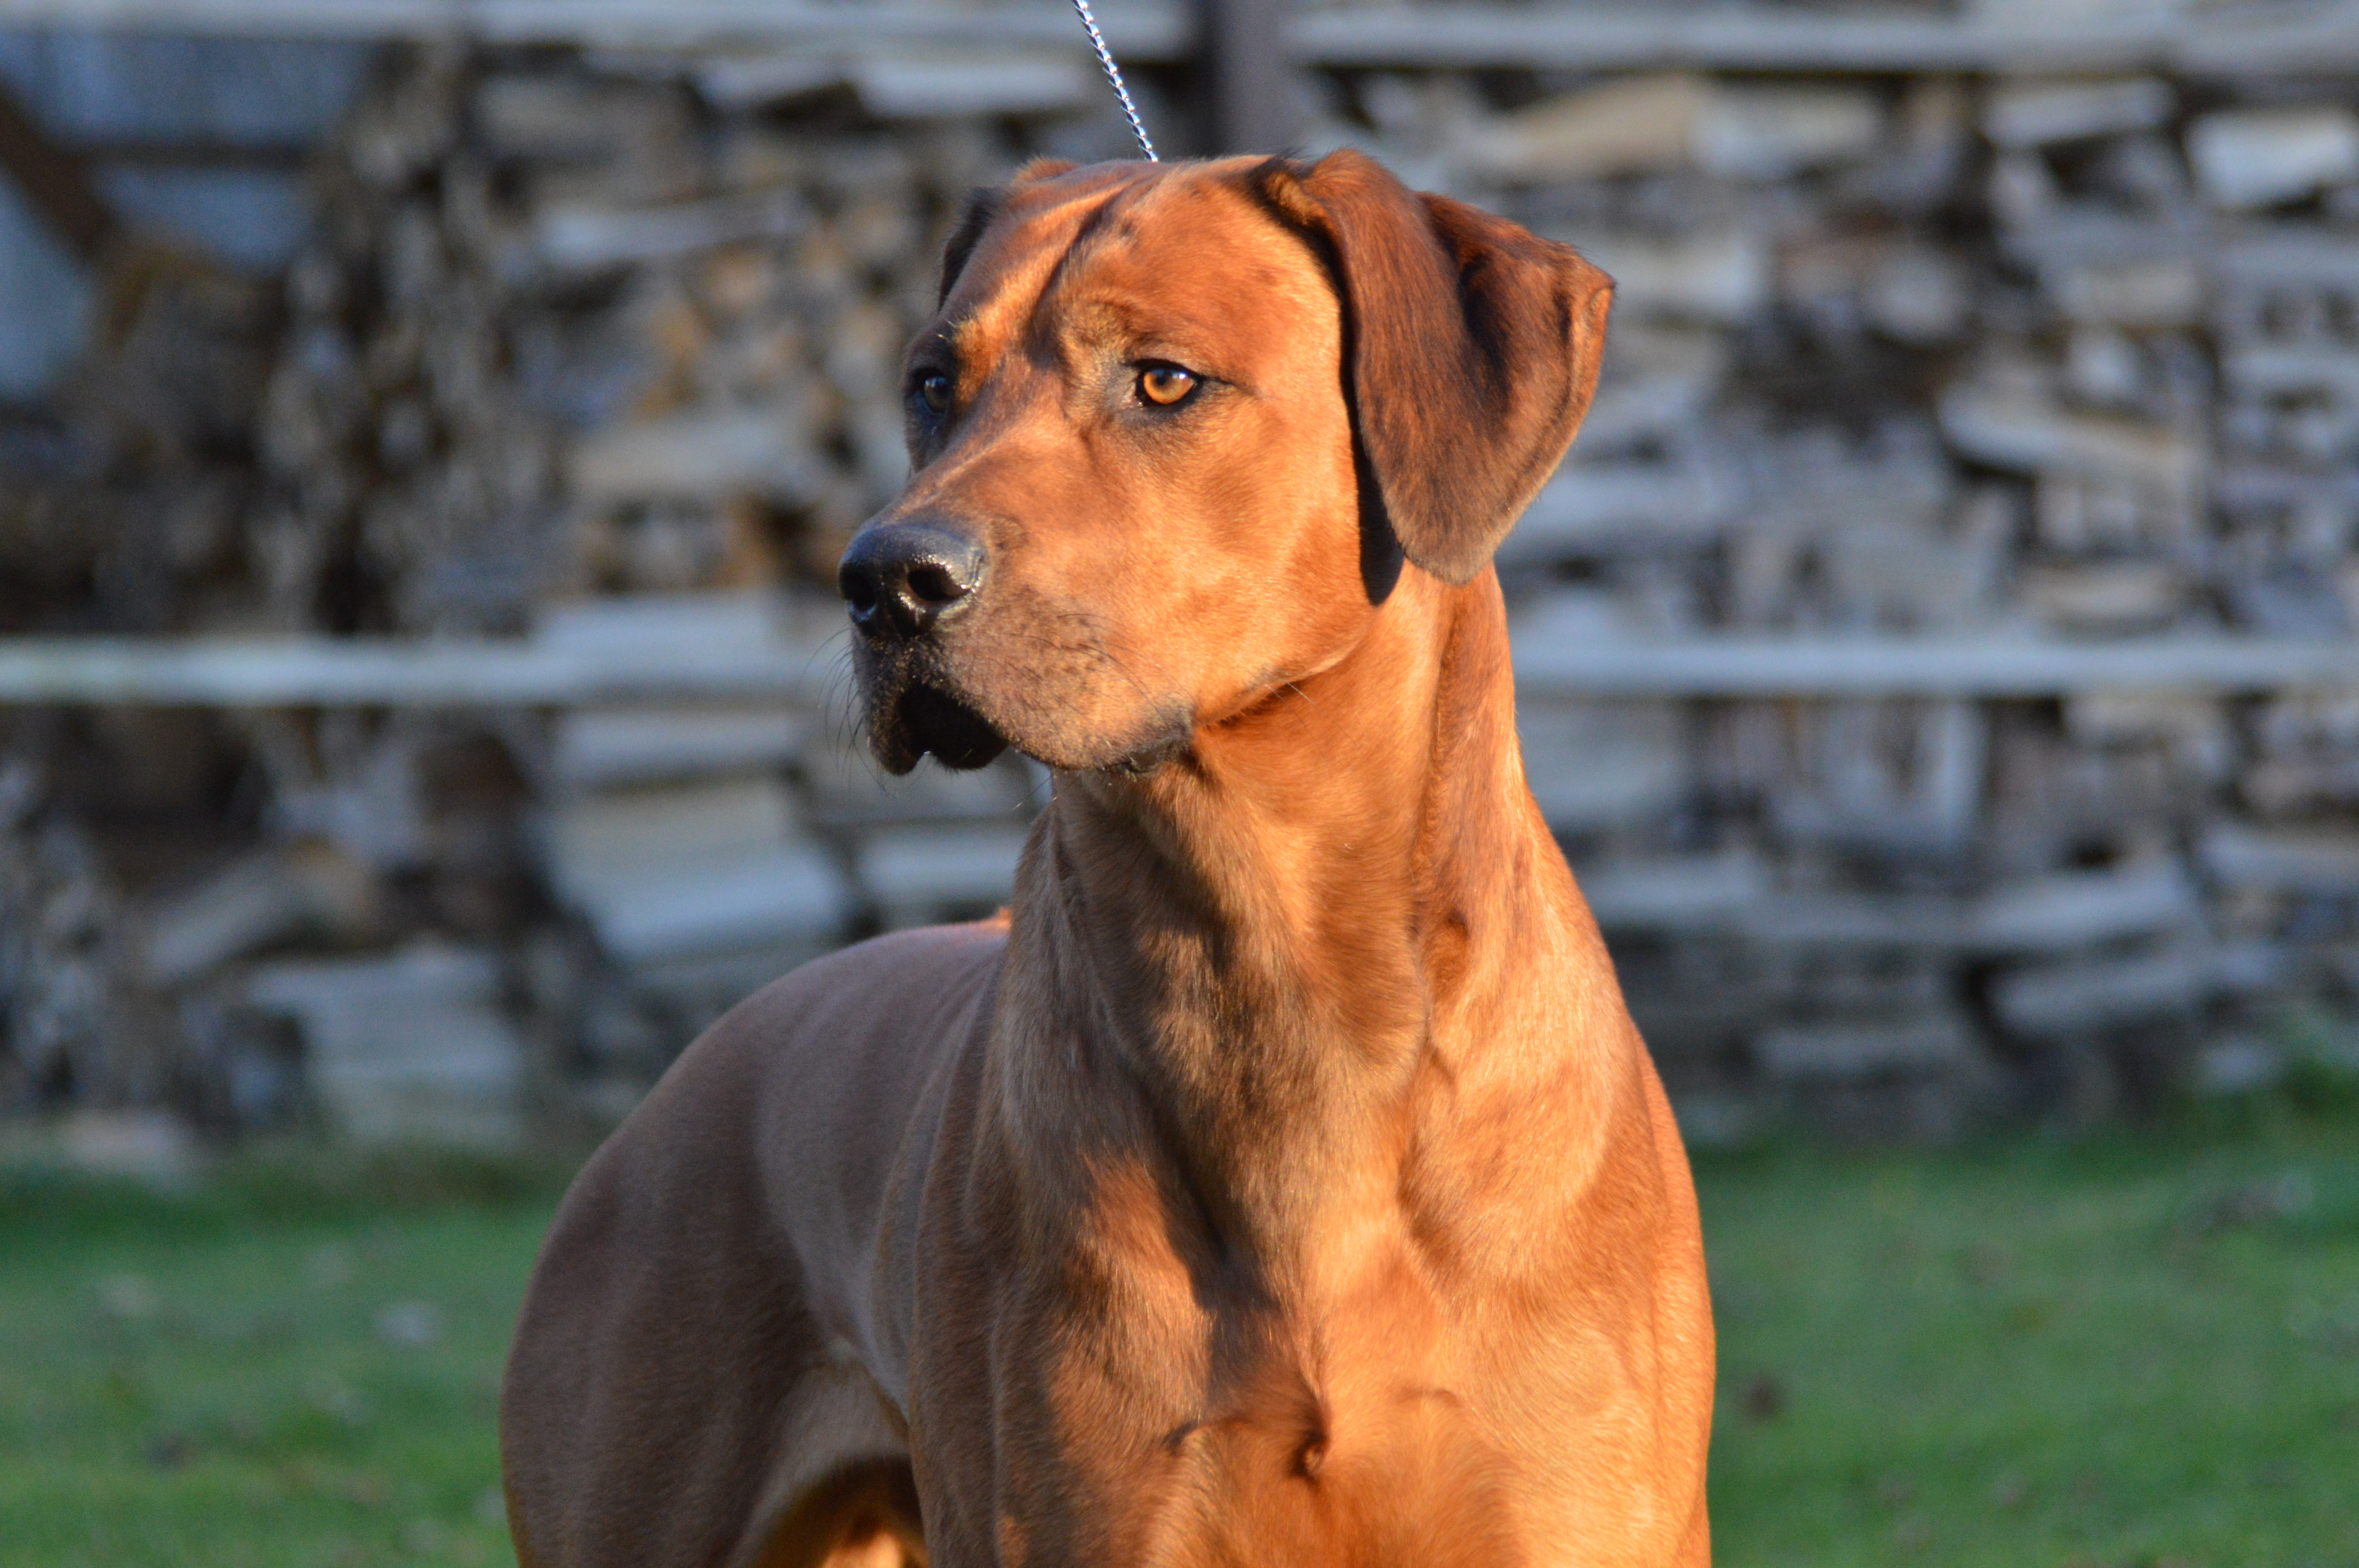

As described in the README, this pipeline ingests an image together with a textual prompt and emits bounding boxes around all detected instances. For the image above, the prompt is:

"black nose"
[838,521,986,640]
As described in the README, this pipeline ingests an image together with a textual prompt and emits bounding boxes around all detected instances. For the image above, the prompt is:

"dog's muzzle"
[839,518,1009,772]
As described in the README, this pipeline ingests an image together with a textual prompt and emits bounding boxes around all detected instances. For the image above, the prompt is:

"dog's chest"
[909,1154,1643,1568]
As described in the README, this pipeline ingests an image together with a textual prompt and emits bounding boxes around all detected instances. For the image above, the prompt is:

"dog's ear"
[1253,150,1612,586]
[938,160,1079,305]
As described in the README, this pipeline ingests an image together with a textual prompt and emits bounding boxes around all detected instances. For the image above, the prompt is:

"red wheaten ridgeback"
[501,150,1714,1568]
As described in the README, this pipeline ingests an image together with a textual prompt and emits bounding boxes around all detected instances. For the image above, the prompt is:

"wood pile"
[5,9,2359,1145]
[1419,45,2359,1138]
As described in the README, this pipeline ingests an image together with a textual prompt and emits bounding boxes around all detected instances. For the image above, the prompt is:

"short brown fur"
[502,151,1713,1568]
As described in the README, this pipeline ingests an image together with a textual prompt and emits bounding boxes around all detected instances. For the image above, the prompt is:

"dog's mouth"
[871,680,1009,775]
[852,608,1196,779]
[866,672,1196,779]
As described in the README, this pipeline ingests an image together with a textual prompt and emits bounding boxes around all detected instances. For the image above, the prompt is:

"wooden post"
[1199,0,1295,154]
[0,82,118,262]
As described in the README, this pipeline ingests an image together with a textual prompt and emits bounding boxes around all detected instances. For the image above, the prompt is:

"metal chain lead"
[1069,0,1157,160]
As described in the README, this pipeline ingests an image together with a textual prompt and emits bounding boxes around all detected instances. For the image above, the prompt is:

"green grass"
[2,1118,2355,1567]
[1702,1112,2359,1568]
[0,1150,571,1568]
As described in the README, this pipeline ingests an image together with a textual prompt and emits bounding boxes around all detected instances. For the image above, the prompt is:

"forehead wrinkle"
[945,177,1138,374]
[1043,174,1341,378]
[1022,177,1165,367]
[1049,291,1227,375]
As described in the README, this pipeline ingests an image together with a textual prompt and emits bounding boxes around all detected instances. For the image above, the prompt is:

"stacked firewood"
[0,39,1092,1143]
[5,20,2359,1145]
[1420,65,2359,1135]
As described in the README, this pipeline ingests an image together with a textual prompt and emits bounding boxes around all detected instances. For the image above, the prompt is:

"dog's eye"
[915,373,952,414]
[1138,365,1198,407]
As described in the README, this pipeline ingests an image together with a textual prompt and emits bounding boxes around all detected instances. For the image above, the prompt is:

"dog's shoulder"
[583,918,1010,1228]
[721,915,1010,1050]
[644,918,1009,1130]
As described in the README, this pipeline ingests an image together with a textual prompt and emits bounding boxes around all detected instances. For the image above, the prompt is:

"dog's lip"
[856,626,1195,778]
[892,681,1009,772]
[1103,721,1192,777]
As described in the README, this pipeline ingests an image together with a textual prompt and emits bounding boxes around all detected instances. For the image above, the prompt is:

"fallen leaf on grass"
[338,1470,390,1509]
[309,1377,371,1426]
[307,1244,357,1289]
[2181,1173,2314,1232]
[1960,1242,2012,1287]
[98,1274,158,1320]
[375,1301,442,1348]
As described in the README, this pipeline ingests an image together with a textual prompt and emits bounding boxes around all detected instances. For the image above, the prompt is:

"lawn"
[2,1110,2355,1568]
[0,1152,560,1568]
[1703,1115,2359,1568]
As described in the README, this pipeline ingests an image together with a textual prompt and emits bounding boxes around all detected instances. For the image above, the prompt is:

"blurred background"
[0,1,2354,1564]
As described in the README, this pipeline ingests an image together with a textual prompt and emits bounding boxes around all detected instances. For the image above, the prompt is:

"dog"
[501,149,1714,1568]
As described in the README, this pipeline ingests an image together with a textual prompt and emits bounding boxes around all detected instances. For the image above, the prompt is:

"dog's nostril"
[838,559,881,616]
[905,563,967,607]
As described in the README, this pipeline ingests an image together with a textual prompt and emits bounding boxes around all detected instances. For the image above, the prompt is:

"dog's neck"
[1003,569,1606,1266]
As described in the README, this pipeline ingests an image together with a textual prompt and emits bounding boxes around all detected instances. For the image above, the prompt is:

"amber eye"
[1139,365,1197,406]
[916,373,952,414]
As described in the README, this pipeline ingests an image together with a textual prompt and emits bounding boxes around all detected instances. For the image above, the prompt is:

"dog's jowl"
[502,152,1714,1568]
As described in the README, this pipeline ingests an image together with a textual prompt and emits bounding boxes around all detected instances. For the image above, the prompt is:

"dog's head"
[838,151,1612,775]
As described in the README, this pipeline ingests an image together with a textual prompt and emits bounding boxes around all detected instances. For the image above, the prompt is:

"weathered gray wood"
[545,779,852,963]
[0,0,1197,57]
[10,2,2354,75]
[8,632,2359,706]
[1200,0,1293,154]
[247,944,527,1148]
[1754,1014,1979,1081]
[0,76,119,259]
[857,823,1030,926]
[1990,942,2282,1038]
[0,636,843,706]
[1584,857,2208,956]
[1515,635,2359,699]
[552,707,805,788]
[1967,861,2201,954]
[1287,4,2359,74]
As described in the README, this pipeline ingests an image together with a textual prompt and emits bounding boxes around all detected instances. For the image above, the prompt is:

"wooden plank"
[1201,0,1294,154]
[489,0,1193,54]
[0,0,1197,58]
[1512,634,2359,699]
[0,0,459,34]
[4,632,2359,707]
[1288,4,2359,74]
[0,78,119,260]
[2,1,2351,74]
[0,637,844,706]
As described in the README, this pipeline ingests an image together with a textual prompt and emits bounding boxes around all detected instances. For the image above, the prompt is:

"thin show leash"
[1069,0,1158,160]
